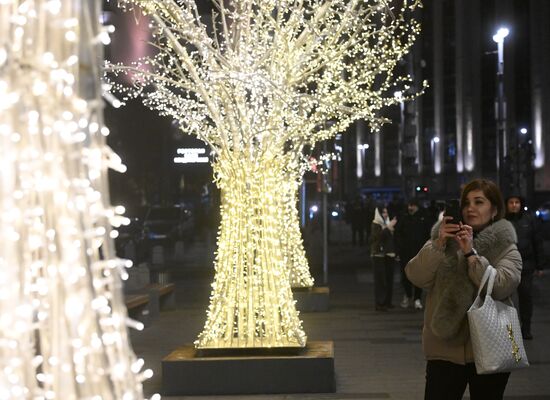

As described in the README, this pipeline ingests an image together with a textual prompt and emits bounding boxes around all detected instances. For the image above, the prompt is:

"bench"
[124,283,175,328]
[125,293,151,327]
[146,282,176,311]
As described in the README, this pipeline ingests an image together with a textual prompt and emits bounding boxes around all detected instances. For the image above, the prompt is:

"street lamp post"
[517,127,533,200]
[493,27,509,190]
[394,91,407,195]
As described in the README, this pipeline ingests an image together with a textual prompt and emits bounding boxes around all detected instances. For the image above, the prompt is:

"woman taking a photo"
[406,179,522,400]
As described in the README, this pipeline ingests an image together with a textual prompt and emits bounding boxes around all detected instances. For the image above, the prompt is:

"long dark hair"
[460,179,505,221]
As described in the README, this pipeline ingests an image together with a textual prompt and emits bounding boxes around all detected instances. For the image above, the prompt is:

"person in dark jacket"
[505,195,543,340]
[395,198,431,309]
[369,206,397,311]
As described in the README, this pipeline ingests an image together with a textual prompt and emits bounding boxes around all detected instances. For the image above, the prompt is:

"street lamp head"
[520,128,528,135]
[432,136,440,144]
[493,27,509,43]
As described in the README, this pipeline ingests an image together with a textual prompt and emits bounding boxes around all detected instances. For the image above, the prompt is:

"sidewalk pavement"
[130,221,550,400]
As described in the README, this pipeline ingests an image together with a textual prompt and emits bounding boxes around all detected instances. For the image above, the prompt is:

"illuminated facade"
[350,0,549,203]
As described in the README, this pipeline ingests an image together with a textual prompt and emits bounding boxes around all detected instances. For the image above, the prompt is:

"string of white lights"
[281,151,314,288]
[107,0,424,349]
[0,1,156,398]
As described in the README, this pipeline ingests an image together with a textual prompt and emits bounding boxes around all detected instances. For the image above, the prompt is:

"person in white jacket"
[406,179,522,400]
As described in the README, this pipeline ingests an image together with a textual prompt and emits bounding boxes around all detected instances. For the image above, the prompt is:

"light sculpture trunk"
[196,154,306,348]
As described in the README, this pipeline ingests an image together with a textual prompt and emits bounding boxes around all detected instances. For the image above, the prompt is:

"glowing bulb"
[99,31,112,45]
[67,55,78,66]
[65,30,77,42]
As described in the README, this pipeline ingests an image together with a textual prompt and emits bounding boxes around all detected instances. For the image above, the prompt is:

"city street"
[129,222,550,400]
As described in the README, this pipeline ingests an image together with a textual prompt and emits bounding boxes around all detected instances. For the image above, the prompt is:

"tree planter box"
[162,341,335,395]
[293,286,330,312]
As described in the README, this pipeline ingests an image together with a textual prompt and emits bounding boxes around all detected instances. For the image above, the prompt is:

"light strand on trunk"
[196,154,306,348]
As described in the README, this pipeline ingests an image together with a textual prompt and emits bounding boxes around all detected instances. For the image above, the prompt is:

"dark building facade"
[344,0,550,206]
[103,1,549,208]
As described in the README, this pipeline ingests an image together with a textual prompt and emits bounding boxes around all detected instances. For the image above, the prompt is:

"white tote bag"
[467,265,529,374]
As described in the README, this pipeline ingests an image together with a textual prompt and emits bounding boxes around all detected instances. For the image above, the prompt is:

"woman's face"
[382,208,388,219]
[462,189,496,231]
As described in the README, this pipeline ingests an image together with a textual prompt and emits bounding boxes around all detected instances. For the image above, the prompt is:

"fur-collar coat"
[405,219,522,365]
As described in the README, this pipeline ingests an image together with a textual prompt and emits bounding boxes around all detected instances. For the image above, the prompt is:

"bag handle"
[476,265,496,297]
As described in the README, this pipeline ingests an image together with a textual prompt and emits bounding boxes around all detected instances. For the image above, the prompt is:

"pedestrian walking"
[505,195,543,340]
[370,206,398,311]
[395,198,430,309]
[405,178,522,400]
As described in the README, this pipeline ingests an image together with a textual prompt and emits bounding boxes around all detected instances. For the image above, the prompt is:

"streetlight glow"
[432,136,440,144]
[520,128,528,135]
[493,27,509,43]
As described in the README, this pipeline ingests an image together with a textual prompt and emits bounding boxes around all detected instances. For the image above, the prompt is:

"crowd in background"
[344,192,549,330]
[344,181,548,400]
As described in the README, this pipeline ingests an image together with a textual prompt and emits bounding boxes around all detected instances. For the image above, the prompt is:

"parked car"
[142,204,194,250]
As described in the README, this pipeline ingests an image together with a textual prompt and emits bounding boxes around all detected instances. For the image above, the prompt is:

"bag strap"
[476,265,496,297]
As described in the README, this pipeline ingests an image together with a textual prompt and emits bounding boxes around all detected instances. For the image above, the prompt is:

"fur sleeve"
[405,239,445,289]
[468,244,522,300]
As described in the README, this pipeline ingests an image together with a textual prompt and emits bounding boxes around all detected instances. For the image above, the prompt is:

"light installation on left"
[0,1,156,399]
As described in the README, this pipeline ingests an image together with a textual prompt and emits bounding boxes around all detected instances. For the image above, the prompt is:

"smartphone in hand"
[444,199,462,225]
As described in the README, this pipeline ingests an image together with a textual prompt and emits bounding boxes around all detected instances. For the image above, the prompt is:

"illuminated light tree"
[108,0,424,348]
[0,1,155,398]
[281,150,314,288]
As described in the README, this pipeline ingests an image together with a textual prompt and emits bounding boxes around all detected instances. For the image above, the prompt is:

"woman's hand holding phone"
[436,216,461,248]
[454,222,474,254]
[436,218,474,254]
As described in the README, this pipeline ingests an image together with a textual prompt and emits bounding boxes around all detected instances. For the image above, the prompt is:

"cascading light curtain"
[0,1,155,398]
[107,0,424,349]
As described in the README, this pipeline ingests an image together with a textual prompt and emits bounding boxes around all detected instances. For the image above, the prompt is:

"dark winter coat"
[506,211,543,271]
[394,210,431,262]
[370,223,396,257]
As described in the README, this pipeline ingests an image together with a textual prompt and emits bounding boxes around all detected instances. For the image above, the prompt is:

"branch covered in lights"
[0,1,155,398]
[107,0,423,349]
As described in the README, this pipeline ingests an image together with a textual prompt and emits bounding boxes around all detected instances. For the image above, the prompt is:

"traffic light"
[415,185,429,193]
